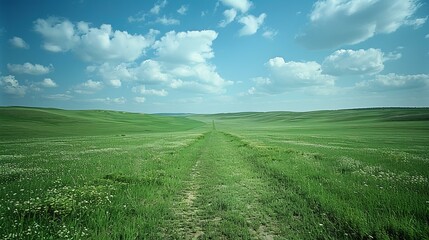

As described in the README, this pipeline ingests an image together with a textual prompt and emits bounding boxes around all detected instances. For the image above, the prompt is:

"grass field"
[1,107,428,239]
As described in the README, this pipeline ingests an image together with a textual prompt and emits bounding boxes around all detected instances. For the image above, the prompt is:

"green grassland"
[1,107,428,239]
[0,107,204,139]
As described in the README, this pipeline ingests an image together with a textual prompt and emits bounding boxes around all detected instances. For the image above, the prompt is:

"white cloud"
[133,60,169,83]
[87,30,231,94]
[7,63,52,75]
[384,52,402,61]
[254,57,335,94]
[322,49,385,76]
[219,9,237,27]
[92,97,127,104]
[404,16,428,29]
[9,37,29,49]
[248,87,256,95]
[425,34,429,39]
[151,30,232,93]
[109,79,122,88]
[82,79,102,89]
[155,16,180,25]
[170,63,231,93]
[262,29,278,39]
[76,24,153,62]
[153,30,218,64]
[132,85,168,96]
[238,13,266,36]
[177,5,188,15]
[128,0,169,23]
[75,79,103,94]
[34,17,154,63]
[90,62,134,85]
[91,97,126,104]
[40,78,58,88]
[357,73,429,90]
[220,0,252,13]
[297,0,423,49]
[111,97,126,104]
[150,0,167,15]
[134,96,146,103]
[34,18,79,52]
[0,75,27,97]
[128,12,146,23]
[44,93,73,101]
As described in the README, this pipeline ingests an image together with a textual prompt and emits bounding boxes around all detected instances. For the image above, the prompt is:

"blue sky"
[0,0,428,113]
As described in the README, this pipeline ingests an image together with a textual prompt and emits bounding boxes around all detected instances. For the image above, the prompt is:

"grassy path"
[168,131,279,239]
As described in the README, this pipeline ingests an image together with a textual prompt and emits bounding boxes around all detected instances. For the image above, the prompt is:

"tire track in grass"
[173,154,204,239]
[169,131,280,239]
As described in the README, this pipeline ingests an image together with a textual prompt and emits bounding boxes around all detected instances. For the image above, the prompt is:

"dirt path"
[169,131,279,239]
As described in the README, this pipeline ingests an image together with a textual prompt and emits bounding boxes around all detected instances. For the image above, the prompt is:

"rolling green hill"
[0,107,204,139]
[193,108,429,133]
[1,106,429,238]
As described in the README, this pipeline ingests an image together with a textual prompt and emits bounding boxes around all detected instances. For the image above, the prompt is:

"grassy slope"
[196,108,429,127]
[1,107,428,238]
[0,107,205,139]
[194,108,429,146]
[193,108,429,239]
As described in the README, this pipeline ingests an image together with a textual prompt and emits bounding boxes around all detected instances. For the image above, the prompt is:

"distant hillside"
[0,107,204,140]
[197,108,429,123]
[191,108,429,133]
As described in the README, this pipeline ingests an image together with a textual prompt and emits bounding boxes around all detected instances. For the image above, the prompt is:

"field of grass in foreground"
[1,107,428,239]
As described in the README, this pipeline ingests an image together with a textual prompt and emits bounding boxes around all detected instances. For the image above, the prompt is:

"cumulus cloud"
[7,63,52,75]
[76,24,153,62]
[384,51,402,61]
[220,0,252,13]
[9,37,29,49]
[91,97,126,104]
[133,60,169,83]
[132,85,168,96]
[253,57,335,94]
[177,5,188,15]
[219,9,237,27]
[34,18,78,52]
[109,79,122,88]
[87,30,231,94]
[34,17,155,63]
[147,30,231,93]
[238,13,266,36]
[153,30,217,64]
[75,79,103,94]
[322,48,385,76]
[40,78,58,88]
[0,75,27,97]
[155,16,180,25]
[89,62,134,84]
[167,63,230,93]
[297,0,423,49]
[81,79,102,89]
[268,57,335,86]
[356,73,429,90]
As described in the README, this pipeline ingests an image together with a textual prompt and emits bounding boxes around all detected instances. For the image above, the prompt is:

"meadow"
[0,107,428,239]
